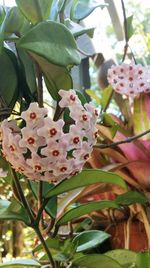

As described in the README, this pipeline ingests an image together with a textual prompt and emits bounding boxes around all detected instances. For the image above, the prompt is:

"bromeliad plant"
[0,0,150,268]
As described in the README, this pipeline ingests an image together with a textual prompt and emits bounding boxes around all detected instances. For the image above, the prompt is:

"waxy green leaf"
[18,21,80,67]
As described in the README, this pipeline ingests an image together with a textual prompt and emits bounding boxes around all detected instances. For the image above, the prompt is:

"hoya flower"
[108,62,150,98]
[19,127,46,152]
[59,89,81,108]
[21,102,48,128]
[37,117,64,141]
[1,89,98,183]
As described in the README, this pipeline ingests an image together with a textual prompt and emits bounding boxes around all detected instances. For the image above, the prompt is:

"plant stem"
[121,0,128,62]
[11,168,35,222]
[95,128,150,149]
[34,227,56,268]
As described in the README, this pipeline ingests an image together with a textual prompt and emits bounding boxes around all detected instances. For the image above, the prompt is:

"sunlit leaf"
[105,249,137,267]
[16,0,53,24]
[73,254,123,268]
[0,259,40,267]
[18,21,80,67]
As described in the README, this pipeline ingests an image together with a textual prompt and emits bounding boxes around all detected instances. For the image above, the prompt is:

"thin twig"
[95,128,150,149]
[121,0,129,62]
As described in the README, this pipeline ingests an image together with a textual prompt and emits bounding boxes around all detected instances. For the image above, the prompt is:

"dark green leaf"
[126,15,134,40]
[3,7,26,35]
[0,259,40,267]
[16,0,53,24]
[72,230,110,252]
[56,200,119,225]
[18,21,80,67]
[116,191,148,206]
[46,169,127,198]
[30,53,73,100]
[65,19,95,38]
[73,254,123,268]
[17,48,37,95]
[29,181,57,218]
[0,199,30,224]
[70,0,107,21]
[33,237,63,253]
[105,249,137,267]
[0,48,18,107]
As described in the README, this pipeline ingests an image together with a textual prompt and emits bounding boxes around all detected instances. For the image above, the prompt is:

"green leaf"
[46,169,127,198]
[70,0,107,21]
[101,85,113,110]
[72,230,110,252]
[17,48,37,95]
[29,181,57,218]
[18,21,80,67]
[0,200,30,224]
[0,259,40,267]
[0,5,5,26]
[126,15,134,40]
[73,254,123,268]
[116,191,148,206]
[30,53,73,101]
[56,200,119,225]
[0,48,18,107]
[86,89,101,104]
[136,253,150,268]
[33,237,63,253]
[16,0,53,24]
[105,249,137,267]
[65,19,95,38]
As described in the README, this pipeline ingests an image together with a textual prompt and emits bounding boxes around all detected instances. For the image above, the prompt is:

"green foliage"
[16,0,53,24]
[0,48,18,107]
[56,200,119,225]
[115,191,148,206]
[72,230,110,252]
[70,0,107,21]
[18,21,80,67]
[73,254,122,268]
[126,15,134,40]
[0,259,40,267]
[105,249,137,267]
[46,169,127,198]
[0,199,30,224]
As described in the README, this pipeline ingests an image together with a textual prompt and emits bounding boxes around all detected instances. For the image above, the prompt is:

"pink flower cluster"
[108,62,150,98]
[1,90,98,183]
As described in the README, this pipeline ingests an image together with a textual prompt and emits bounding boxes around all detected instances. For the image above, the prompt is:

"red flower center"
[129,77,133,81]
[95,110,98,116]
[120,83,124,87]
[73,137,80,144]
[120,68,124,72]
[82,114,88,121]
[27,137,35,145]
[60,167,67,172]
[10,145,15,152]
[84,154,89,160]
[50,128,57,136]
[94,131,98,138]
[140,83,144,87]
[70,94,76,101]
[52,150,60,157]
[139,70,143,75]
[30,112,36,119]
[35,165,41,171]
[129,66,133,70]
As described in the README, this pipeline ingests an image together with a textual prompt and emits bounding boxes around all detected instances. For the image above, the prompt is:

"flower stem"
[34,227,56,268]
[11,168,35,222]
